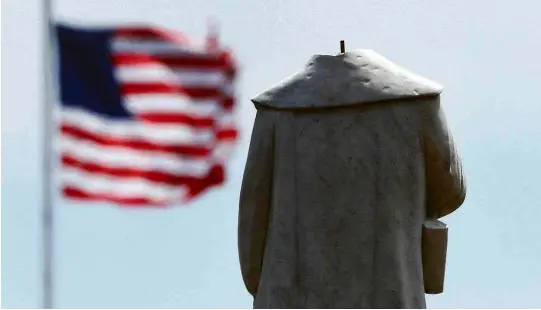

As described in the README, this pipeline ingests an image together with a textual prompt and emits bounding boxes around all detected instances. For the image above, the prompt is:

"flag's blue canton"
[56,25,131,119]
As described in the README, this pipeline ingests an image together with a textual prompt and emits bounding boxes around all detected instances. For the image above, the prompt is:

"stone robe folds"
[238,50,466,308]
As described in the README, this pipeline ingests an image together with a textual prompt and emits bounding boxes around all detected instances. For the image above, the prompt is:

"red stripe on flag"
[216,128,238,140]
[60,124,212,157]
[63,186,169,207]
[112,53,232,69]
[221,97,234,110]
[115,27,190,45]
[185,165,225,199]
[136,112,215,126]
[120,82,223,98]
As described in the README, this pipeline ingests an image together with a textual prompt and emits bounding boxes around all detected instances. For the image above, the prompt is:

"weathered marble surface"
[239,50,466,308]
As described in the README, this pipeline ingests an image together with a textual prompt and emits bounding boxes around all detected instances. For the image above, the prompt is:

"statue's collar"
[252,49,443,109]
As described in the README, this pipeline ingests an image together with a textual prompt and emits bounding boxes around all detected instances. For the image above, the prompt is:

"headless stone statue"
[238,49,466,308]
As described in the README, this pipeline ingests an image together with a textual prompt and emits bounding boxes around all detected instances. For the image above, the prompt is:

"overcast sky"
[2,0,541,308]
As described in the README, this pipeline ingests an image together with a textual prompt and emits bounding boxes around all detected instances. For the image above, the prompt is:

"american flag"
[55,24,238,206]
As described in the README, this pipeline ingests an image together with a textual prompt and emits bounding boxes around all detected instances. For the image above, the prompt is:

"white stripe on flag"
[61,167,189,202]
[210,141,237,163]
[124,94,221,115]
[59,136,212,177]
[215,113,237,127]
[115,64,227,86]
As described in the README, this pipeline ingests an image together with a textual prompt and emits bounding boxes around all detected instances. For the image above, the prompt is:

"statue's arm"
[238,109,275,297]
[421,101,467,219]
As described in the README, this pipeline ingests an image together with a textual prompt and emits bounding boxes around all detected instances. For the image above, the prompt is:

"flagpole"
[42,0,55,308]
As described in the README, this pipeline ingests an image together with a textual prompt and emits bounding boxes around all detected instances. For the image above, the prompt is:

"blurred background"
[2,0,541,308]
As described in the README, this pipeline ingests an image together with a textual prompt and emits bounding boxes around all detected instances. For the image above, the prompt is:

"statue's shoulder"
[252,49,443,110]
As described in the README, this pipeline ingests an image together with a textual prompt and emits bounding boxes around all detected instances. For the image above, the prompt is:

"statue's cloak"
[239,50,466,308]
